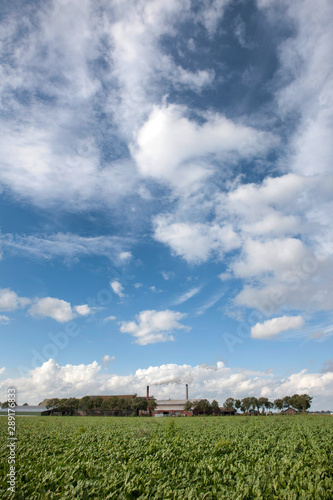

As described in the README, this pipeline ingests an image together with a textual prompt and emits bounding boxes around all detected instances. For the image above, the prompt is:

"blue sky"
[0,0,332,409]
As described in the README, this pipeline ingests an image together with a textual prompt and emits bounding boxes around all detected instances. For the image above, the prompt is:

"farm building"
[152,399,198,417]
[219,407,236,416]
[0,406,52,416]
[282,407,298,415]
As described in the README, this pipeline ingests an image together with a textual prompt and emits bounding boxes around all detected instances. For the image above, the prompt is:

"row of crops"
[0,415,332,499]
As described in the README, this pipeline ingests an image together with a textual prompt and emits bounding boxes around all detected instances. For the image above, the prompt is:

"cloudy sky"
[0,0,332,409]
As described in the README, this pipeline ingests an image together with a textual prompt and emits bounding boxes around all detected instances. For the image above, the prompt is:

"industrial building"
[0,406,52,416]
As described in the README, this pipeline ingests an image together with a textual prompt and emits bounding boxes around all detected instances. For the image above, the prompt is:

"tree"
[79,396,93,410]
[223,398,235,410]
[211,400,220,414]
[289,394,312,412]
[274,399,284,412]
[92,397,103,408]
[235,399,242,413]
[299,394,312,412]
[45,398,59,409]
[184,400,193,411]
[258,397,269,414]
[66,398,80,410]
[23,403,29,406]
[1,401,17,408]
[241,397,252,414]
[282,396,291,409]
[193,399,211,415]
[147,399,157,412]
[265,401,273,412]
[250,397,259,412]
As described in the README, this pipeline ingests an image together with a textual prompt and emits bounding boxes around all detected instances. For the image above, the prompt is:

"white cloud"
[161,271,175,281]
[0,232,133,263]
[0,315,10,324]
[133,104,278,191]
[0,367,5,376]
[133,283,143,288]
[174,286,202,305]
[102,355,116,368]
[29,297,74,323]
[251,315,305,339]
[119,251,132,261]
[1,359,332,410]
[120,309,189,345]
[110,280,125,298]
[0,288,30,312]
[74,304,92,317]
[154,217,241,263]
[104,315,116,322]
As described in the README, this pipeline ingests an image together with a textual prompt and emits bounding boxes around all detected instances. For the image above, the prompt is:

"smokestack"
[186,384,188,400]
[146,385,149,402]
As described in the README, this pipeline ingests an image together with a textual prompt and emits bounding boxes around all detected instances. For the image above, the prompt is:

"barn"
[152,399,198,417]
[0,406,52,416]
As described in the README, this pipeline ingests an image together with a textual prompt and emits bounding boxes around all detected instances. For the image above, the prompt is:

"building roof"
[156,399,197,405]
[0,406,50,413]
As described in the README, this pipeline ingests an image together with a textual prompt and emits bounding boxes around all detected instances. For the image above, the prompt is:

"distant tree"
[184,400,193,411]
[66,398,80,410]
[250,397,259,412]
[282,396,291,409]
[23,403,29,406]
[241,397,252,414]
[235,399,242,413]
[92,397,104,408]
[45,398,60,409]
[223,398,235,410]
[289,394,312,412]
[265,401,273,412]
[211,400,220,414]
[108,397,119,409]
[131,397,148,412]
[193,399,211,415]
[147,399,157,412]
[79,396,93,410]
[258,397,269,414]
[274,399,284,412]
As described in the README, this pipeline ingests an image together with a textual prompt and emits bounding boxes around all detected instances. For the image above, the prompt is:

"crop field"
[0,415,332,499]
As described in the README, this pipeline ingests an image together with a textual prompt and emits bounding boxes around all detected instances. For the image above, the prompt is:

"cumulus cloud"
[110,280,125,298]
[133,104,277,191]
[1,359,332,410]
[120,309,189,345]
[0,288,30,312]
[118,251,132,261]
[102,355,116,368]
[154,217,241,263]
[0,315,10,324]
[0,367,5,376]
[251,315,305,339]
[29,298,74,323]
[74,304,93,317]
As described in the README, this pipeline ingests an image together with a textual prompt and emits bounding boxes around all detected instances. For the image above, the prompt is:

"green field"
[1,415,332,499]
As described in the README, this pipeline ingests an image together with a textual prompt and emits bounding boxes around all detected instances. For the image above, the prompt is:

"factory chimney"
[146,385,149,402]
[186,383,189,400]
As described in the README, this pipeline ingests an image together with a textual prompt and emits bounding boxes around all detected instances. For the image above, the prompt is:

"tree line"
[183,394,312,415]
[40,395,157,414]
[223,394,312,413]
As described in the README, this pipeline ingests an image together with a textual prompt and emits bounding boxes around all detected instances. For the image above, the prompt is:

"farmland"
[0,416,332,499]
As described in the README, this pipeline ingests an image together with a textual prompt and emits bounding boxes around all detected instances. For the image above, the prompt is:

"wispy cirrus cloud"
[174,286,202,305]
[0,232,133,263]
